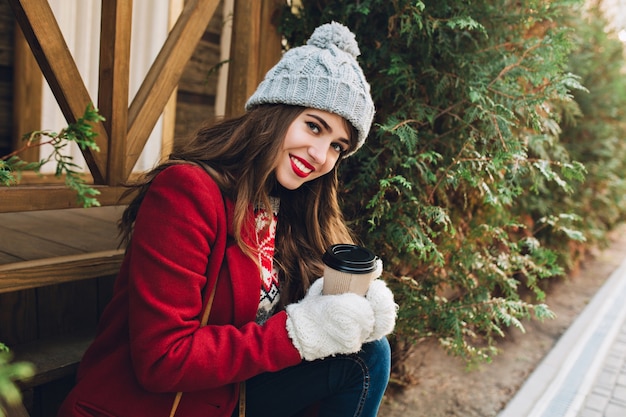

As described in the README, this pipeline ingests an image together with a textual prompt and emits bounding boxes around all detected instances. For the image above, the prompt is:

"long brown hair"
[119,104,357,304]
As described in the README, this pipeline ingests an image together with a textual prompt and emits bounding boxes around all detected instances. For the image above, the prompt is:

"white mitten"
[365,277,398,342]
[285,281,375,361]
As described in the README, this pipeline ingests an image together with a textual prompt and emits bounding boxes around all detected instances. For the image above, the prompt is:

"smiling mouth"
[290,155,314,178]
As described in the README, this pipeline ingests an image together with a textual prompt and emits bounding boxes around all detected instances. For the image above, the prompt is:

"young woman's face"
[275,109,351,190]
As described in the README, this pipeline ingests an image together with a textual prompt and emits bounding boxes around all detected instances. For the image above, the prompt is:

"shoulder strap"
[169,271,221,417]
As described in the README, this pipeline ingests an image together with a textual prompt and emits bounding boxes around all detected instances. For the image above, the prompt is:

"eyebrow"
[306,113,351,147]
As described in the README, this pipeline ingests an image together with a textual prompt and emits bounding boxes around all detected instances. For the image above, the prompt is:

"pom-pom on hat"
[245,22,375,156]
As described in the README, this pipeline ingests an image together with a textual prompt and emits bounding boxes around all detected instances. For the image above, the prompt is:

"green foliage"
[280,0,626,375]
[0,104,104,208]
[0,343,34,416]
[548,6,626,248]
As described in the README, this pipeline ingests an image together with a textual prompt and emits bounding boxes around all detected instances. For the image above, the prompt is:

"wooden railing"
[3,0,283,213]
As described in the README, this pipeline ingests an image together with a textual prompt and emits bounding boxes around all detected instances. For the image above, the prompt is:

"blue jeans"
[239,338,391,417]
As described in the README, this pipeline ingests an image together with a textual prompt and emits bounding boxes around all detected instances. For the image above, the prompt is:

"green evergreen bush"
[280,0,626,383]
[0,104,103,207]
[0,344,34,417]
[549,6,626,250]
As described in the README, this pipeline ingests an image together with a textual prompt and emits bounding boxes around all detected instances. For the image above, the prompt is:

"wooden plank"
[0,226,79,261]
[7,0,109,183]
[177,37,220,95]
[0,250,22,264]
[37,280,99,338]
[97,275,116,317]
[125,0,220,177]
[174,99,214,141]
[161,0,185,162]
[0,185,132,213]
[0,215,118,254]
[0,97,12,155]
[98,0,132,186]
[4,171,74,186]
[1,206,121,228]
[12,24,42,162]
[0,250,124,293]
[258,0,284,85]
[0,290,37,345]
[72,205,125,224]
[0,0,15,66]
[225,0,283,117]
[13,333,93,389]
[173,21,220,137]
[226,0,262,117]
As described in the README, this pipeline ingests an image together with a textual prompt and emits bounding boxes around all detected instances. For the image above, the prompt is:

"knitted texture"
[245,21,375,156]
[364,279,398,342]
[285,279,375,361]
[254,197,281,325]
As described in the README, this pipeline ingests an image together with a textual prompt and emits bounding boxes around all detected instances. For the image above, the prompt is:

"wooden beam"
[259,0,284,88]
[0,186,132,213]
[13,334,94,389]
[226,0,262,117]
[0,250,124,294]
[125,0,220,177]
[225,0,283,117]
[98,0,132,186]
[161,0,186,161]
[7,0,109,184]
[12,24,42,162]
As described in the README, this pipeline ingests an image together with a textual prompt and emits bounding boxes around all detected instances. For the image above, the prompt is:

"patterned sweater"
[255,197,281,324]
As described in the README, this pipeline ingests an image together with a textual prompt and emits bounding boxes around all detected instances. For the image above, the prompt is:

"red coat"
[58,165,302,417]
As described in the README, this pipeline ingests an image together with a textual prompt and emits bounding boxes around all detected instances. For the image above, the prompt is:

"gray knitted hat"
[245,21,375,156]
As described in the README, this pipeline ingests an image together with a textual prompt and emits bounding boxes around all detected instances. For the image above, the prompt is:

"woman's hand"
[285,280,375,361]
[364,278,398,342]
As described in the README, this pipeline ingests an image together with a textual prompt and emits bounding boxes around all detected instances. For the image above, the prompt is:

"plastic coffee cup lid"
[322,244,377,274]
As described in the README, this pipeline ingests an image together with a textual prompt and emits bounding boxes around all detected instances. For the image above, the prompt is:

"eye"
[331,142,347,154]
[306,121,321,134]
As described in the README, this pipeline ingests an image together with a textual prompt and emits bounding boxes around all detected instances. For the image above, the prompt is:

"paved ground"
[576,318,626,417]
[498,248,626,417]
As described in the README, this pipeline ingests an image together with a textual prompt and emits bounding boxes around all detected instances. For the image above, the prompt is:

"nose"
[307,141,328,165]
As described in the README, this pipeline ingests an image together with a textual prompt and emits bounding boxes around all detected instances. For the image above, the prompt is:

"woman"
[58,22,397,417]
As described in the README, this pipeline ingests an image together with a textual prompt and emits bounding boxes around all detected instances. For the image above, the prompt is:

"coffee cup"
[322,244,380,296]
